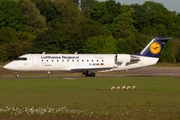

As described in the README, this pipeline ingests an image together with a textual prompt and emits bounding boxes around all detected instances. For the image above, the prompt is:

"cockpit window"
[15,57,27,60]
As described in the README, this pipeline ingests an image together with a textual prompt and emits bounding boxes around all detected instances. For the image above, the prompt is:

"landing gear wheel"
[85,73,95,77]
[84,71,95,77]
[15,72,19,78]
[86,74,90,77]
[90,73,95,77]
[16,74,19,78]
[85,71,89,77]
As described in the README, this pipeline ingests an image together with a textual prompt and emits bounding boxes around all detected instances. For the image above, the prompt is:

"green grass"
[0,77,180,119]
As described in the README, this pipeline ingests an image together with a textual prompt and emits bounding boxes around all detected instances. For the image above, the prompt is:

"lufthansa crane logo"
[150,42,161,54]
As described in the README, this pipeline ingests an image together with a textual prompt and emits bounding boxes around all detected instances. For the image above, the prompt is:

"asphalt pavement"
[0,67,179,79]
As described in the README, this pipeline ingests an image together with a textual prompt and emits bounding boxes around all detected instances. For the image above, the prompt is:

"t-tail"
[113,37,173,72]
[138,37,172,58]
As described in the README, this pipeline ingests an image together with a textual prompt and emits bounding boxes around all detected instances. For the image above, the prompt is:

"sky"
[98,0,180,13]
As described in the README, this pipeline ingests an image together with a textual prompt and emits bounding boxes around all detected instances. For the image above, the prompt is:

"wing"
[71,67,114,72]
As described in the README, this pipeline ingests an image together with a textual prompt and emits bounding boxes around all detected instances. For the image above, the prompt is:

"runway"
[0,67,180,79]
[121,67,180,76]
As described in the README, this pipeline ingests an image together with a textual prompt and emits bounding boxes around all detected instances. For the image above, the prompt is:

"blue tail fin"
[137,37,172,58]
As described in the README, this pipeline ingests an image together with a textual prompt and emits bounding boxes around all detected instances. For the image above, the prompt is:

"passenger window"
[62,60,64,62]
[97,60,98,62]
[67,60,69,62]
[102,60,104,62]
[72,60,74,62]
[92,60,93,62]
[52,60,53,62]
[87,60,89,62]
[47,60,48,62]
[82,60,84,62]
[57,60,59,62]
[77,60,79,62]
[42,60,43,62]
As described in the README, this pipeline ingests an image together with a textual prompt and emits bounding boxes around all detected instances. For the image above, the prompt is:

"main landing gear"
[83,71,95,77]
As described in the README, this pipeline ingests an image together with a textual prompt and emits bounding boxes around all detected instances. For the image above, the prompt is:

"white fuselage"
[4,54,159,72]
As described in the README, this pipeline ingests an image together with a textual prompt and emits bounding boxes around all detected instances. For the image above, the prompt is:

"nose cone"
[4,62,20,71]
[4,64,8,69]
[4,64,11,70]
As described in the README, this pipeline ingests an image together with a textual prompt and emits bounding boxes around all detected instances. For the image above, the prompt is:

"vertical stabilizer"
[139,37,172,58]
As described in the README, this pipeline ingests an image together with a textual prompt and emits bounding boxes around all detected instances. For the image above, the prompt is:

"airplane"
[4,37,172,77]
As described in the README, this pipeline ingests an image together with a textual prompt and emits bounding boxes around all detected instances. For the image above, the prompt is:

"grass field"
[0,77,180,119]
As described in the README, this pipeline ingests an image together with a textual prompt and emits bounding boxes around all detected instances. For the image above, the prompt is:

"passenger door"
[32,55,39,68]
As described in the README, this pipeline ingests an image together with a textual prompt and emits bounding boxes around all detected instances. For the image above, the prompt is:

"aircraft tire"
[16,74,19,78]
[90,73,95,77]
[86,74,90,77]
[85,72,95,77]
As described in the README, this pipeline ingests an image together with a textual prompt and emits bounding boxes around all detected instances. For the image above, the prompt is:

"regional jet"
[4,37,172,77]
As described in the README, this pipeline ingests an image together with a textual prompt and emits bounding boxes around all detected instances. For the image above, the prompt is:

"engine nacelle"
[115,54,131,63]
[115,54,140,64]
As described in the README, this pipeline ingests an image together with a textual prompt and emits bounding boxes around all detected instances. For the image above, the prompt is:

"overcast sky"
[98,0,180,13]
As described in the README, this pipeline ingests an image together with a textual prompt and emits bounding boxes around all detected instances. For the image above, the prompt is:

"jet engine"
[115,54,140,64]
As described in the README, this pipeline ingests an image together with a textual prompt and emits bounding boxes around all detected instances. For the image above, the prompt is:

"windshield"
[15,57,27,60]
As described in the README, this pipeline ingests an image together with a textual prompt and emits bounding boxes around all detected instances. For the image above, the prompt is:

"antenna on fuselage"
[75,52,77,54]
[43,52,45,54]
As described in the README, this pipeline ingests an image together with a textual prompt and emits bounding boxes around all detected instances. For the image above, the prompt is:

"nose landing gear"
[15,72,19,78]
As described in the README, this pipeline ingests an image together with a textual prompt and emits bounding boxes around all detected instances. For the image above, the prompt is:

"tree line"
[0,0,180,63]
